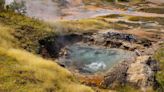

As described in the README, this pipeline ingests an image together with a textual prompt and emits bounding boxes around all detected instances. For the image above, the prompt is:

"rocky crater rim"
[38,30,157,70]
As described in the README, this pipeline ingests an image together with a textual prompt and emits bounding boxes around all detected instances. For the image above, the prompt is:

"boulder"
[101,56,159,91]
[101,59,134,88]
[127,56,159,91]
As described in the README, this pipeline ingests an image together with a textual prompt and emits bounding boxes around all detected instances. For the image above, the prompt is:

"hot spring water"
[59,44,134,74]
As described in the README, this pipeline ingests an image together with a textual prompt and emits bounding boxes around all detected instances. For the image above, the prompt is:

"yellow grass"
[0,12,94,92]
[53,18,110,33]
[0,24,16,48]
[0,47,93,92]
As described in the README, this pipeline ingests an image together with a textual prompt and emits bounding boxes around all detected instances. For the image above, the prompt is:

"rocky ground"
[39,20,164,91]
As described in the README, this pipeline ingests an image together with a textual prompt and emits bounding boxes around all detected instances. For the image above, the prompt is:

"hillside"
[0,11,93,92]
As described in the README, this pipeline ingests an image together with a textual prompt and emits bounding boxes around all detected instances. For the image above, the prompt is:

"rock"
[81,31,153,52]
[146,57,159,72]
[39,33,82,58]
[101,59,134,88]
[104,40,123,48]
[127,56,159,91]
[104,31,137,42]
[101,56,159,91]
[136,38,152,47]
[93,34,105,45]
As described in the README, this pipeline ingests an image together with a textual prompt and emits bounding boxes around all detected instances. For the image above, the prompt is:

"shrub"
[7,0,26,14]
[0,0,5,11]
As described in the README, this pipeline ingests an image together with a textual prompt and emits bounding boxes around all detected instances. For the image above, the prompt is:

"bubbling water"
[59,44,135,74]
[84,61,106,72]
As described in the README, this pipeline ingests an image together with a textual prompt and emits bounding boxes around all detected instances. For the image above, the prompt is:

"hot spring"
[58,44,135,74]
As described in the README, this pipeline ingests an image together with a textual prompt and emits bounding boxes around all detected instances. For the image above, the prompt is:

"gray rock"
[101,56,159,91]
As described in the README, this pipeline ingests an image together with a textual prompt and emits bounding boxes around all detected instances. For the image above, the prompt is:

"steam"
[5,0,14,5]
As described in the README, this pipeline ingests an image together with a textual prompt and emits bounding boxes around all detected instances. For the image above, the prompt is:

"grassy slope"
[0,11,93,92]
[0,11,55,53]
[0,48,93,92]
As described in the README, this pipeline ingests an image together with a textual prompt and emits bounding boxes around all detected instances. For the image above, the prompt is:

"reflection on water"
[59,44,134,74]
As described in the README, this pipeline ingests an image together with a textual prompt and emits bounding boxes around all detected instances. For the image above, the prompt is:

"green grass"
[0,11,55,53]
[154,44,164,91]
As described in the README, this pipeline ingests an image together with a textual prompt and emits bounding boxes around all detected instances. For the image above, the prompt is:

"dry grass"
[128,16,164,25]
[0,48,94,92]
[139,7,164,14]
[0,12,94,92]
[0,11,55,53]
[0,24,15,48]
[53,17,129,34]
[53,18,110,33]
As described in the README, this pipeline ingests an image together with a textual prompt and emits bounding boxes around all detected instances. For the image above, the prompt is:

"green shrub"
[0,0,5,11]
[7,0,26,14]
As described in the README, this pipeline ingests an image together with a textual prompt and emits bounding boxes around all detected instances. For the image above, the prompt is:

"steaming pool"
[59,44,135,74]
